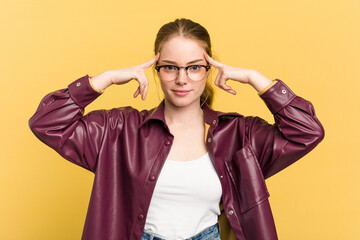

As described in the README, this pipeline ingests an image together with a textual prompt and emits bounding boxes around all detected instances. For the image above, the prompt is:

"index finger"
[203,52,223,69]
[140,52,160,70]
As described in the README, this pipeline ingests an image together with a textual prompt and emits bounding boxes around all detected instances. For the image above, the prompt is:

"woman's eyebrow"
[161,59,205,65]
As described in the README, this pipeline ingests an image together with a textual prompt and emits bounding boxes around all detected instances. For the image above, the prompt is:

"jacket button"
[76,82,81,87]
[220,175,224,179]
[165,140,171,146]
[138,213,144,220]
[207,137,212,143]
[149,175,156,181]
[282,89,287,94]
[229,210,234,215]
[212,120,217,125]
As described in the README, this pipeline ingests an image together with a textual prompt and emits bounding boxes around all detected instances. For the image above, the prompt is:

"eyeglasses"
[155,65,211,82]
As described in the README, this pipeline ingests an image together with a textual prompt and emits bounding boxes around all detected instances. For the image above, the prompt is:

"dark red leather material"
[29,75,324,240]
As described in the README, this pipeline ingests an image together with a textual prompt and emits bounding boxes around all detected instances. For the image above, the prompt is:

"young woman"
[29,18,324,240]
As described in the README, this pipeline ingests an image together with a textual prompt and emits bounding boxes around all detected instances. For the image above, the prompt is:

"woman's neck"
[164,99,204,127]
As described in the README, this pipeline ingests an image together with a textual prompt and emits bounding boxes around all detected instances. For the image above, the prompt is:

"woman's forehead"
[161,37,204,53]
[159,58,205,65]
[158,37,207,65]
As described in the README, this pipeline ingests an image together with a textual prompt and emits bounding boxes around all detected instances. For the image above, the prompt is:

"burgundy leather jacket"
[29,75,324,240]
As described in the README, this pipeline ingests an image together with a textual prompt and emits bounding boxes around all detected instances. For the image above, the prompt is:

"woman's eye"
[190,65,200,71]
[165,66,176,71]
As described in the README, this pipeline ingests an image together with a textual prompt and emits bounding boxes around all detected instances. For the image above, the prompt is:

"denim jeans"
[141,222,221,240]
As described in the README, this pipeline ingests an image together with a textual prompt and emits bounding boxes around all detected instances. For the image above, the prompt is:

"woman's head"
[154,18,214,107]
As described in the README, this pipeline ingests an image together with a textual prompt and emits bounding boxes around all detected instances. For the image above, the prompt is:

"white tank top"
[144,152,222,239]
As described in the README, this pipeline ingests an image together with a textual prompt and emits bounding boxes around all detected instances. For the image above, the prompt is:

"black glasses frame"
[154,64,211,81]
[155,64,211,72]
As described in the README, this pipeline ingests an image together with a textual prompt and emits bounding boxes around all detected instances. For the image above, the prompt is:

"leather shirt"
[29,75,324,240]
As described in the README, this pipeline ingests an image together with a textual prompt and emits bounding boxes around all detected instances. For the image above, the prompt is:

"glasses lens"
[187,65,207,81]
[159,66,178,81]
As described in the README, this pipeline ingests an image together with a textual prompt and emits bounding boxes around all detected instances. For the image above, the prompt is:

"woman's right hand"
[91,53,160,100]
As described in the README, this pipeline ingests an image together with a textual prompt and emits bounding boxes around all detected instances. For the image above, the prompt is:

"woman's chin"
[165,96,200,108]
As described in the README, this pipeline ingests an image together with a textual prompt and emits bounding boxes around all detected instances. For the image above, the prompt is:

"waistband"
[142,221,221,240]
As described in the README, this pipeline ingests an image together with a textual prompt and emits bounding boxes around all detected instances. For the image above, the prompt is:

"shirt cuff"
[260,79,297,114]
[68,75,102,108]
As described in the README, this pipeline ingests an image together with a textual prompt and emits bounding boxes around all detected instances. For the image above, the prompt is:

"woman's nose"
[175,68,189,85]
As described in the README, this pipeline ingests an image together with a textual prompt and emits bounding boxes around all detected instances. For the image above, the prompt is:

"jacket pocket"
[225,145,270,213]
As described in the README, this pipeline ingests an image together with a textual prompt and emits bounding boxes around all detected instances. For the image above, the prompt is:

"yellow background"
[1,0,359,239]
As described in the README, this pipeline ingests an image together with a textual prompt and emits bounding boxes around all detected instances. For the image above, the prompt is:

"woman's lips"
[172,90,191,96]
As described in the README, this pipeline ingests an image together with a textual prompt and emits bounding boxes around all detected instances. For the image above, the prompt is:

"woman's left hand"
[204,52,272,95]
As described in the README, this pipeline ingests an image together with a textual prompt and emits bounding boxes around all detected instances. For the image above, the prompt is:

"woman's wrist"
[90,71,113,92]
[247,70,273,93]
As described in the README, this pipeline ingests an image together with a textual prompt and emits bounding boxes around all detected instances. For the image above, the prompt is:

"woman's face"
[157,36,209,108]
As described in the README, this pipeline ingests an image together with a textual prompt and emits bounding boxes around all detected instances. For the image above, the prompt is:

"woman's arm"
[91,53,160,99]
[203,52,273,94]
[204,53,325,178]
[29,55,159,172]
[246,79,324,178]
[29,75,108,172]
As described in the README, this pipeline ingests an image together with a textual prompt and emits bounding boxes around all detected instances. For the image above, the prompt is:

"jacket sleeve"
[29,75,117,173]
[245,80,325,179]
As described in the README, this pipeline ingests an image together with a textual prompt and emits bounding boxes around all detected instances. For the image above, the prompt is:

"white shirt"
[144,152,222,239]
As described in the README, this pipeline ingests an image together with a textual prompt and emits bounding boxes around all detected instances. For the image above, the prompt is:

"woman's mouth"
[172,90,191,96]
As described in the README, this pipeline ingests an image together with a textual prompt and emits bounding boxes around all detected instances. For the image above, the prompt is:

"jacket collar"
[139,100,242,128]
